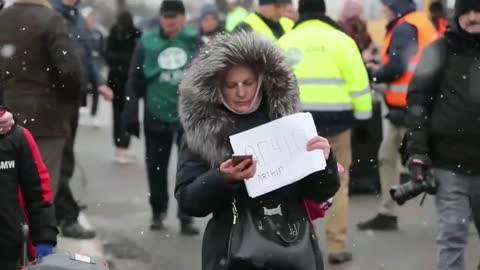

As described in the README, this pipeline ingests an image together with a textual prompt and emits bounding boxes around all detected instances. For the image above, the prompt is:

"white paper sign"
[229,113,326,198]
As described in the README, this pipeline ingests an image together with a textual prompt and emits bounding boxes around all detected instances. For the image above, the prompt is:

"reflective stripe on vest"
[243,13,293,40]
[381,12,438,108]
[298,78,345,86]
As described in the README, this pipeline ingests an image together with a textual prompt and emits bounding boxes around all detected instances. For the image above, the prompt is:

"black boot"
[181,222,199,236]
[150,213,166,231]
[357,214,398,231]
[328,252,353,264]
[60,222,96,239]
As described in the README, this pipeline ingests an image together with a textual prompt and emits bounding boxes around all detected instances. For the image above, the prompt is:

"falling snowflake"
[0,44,16,58]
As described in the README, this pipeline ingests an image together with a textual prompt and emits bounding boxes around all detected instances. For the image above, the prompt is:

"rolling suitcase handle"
[20,223,29,270]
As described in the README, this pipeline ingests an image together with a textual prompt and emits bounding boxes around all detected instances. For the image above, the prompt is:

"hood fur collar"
[179,31,299,166]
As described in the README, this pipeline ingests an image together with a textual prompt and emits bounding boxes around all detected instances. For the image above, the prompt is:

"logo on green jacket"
[158,47,188,70]
[157,47,188,85]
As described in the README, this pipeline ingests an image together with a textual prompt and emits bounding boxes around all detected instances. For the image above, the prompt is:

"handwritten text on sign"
[229,113,326,198]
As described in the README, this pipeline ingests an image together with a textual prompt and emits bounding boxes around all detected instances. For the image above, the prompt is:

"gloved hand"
[36,244,54,259]
[407,154,432,182]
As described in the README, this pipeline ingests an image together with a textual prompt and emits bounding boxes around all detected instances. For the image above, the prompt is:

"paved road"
[70,101,479,270]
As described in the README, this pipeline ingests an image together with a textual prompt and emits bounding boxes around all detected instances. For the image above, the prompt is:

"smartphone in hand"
[232,155,253,166]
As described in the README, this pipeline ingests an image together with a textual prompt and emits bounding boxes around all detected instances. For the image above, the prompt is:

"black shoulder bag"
[226,196,318,270]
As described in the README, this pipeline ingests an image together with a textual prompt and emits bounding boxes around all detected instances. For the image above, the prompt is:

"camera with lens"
[390,172,438,206]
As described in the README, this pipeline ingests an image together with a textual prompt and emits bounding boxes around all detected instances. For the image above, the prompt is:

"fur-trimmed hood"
[179,31,299,166]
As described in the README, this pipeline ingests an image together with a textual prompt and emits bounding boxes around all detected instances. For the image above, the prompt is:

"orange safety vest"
[381,12,438,108]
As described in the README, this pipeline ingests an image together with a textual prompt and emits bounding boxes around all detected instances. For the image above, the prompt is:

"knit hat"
[200,4,219,20]
[259,0,291,6]
[160,0,185,16]
[298,0,326,14]
[455,0,480,19]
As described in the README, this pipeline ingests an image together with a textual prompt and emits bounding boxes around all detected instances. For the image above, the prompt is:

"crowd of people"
[0,0,479,269]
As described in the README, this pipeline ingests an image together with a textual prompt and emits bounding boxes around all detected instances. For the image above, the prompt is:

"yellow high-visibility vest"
[279,20,372,120]
[225,6,249,32]
[243,13,294,41]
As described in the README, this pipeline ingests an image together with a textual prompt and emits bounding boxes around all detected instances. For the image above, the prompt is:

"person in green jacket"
[123,0,202,235]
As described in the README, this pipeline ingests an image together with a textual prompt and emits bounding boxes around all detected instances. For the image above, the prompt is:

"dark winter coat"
[0,1,82,137]
[176,31,340,270]
[105,24,141,94]
[0,124,57,260]
[51,0,104,90]
[405,23,480,175]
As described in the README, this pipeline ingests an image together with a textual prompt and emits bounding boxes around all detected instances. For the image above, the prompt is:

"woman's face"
[222,65,259,113]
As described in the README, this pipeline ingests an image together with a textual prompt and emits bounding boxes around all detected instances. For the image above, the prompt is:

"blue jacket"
[372,0,418,83]
[51,0,103,90]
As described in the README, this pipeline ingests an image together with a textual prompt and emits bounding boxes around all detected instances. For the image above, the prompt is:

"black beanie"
[259,0,292,6]
[298,0,326,14]
[455,0,480,19]
[160,0,185,16]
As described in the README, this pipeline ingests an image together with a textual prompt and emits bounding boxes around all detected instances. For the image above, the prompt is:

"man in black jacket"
[51,0,113,239]
[404,0,480,269]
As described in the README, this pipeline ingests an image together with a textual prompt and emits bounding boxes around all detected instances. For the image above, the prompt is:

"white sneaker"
[91,117,101,128]
[79,107,89,115]
[114,148,135,164]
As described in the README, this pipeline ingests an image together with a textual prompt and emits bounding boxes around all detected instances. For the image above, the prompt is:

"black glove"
[407,154,432,182]
[125,121,140,138]
[386,108,407,127]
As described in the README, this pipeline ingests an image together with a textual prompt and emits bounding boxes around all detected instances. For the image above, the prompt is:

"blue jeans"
[434,168,480,270]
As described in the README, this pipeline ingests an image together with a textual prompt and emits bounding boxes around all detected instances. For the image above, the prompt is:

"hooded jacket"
[0,1,82,137]
[404,20,480,175]
[176,31,340,270]
[371,0,418,84]
[51,0,104,91]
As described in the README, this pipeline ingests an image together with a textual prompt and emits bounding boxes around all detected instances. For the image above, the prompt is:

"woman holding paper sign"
[176,31,340,270]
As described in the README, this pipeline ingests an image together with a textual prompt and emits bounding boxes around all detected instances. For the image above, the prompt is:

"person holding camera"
[176,31,340,270]
[357,0,438,231]
[404,0,480,269]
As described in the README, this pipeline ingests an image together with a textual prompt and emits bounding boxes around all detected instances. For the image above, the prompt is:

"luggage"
[19,224,109,270]
[24,253,109,270]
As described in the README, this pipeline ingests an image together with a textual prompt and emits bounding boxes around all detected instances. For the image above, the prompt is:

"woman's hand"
[307,136,331,159]
[0,111,14,135]
[220,158,257,183]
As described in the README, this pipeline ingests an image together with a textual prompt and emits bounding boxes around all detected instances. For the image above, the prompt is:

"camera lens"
[390,181,427,205]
